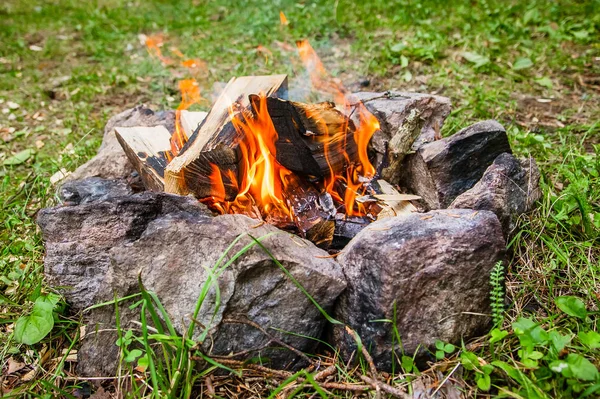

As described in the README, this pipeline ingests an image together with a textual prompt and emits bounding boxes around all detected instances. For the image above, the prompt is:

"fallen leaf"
[7,101,20,110]
[3,149,34,166]
[462,52,490,68]
[50,168,70,185]
[513,57,533,70]
[35,140,45,149]
[6,357,26,374]
[29,45,43,52]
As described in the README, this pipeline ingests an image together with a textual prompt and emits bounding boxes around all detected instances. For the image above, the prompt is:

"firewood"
[164,75,288,199]
[179,110,208,137]
[114,111,209,192]
[262,97,357,177]
[114,126,173,191]
[331,214,372,249]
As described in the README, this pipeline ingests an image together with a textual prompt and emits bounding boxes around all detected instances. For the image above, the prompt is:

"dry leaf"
[6,358,26,375]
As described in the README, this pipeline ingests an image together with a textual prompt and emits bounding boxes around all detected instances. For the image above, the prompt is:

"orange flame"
[144,35,173,66]
[170,79,203,157]
[279,11,289,26]
[205,95,293,222]
[144,35,207,159]
[296,40,379,215]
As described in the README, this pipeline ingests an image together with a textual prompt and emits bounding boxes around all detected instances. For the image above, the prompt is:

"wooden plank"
[179,110,208,138]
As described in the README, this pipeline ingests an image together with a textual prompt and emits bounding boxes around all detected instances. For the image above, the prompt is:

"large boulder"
[38,179,346,376]
[332,209,505,371]
[450,153,542,238]
[400,120,512,209]
[106,213,346,368]
[38,179,210,309]
[67,106,175,181]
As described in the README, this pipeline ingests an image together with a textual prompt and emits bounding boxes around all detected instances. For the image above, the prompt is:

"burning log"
[115,111,208,191]
[263,97,358,177]
[164,75,289,199]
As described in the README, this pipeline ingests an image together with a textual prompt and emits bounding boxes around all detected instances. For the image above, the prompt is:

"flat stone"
[59,177,133,205]
[67,106,175,181]
[400,120,512,209]
[450,153,541,238]
[332,209,505,371]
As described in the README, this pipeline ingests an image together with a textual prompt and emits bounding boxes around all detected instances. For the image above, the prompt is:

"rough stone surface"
[67,106,175,181]
[38,181,209,310]
[353,91,452,154]
[38,180,346,376]
[59,177,133,205]
[400,120,512,209]
[105,214,346,367]
[332,209,505,371]
[450,153,541,237]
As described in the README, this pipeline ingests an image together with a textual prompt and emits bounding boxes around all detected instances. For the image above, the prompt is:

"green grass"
[1,0,599,397]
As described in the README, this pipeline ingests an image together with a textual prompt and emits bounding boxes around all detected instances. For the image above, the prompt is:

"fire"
[296,40,379,215]
[205,95,294,223]
[143,34,207,159]
[151,33,381,223]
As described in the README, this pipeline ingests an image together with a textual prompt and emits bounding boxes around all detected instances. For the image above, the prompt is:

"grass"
[1,0,599,397]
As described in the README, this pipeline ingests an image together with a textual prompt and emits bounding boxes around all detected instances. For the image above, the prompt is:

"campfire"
[115,40,418,248]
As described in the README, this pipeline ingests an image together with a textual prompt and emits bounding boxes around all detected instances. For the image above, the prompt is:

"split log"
[164,75,289,199]
[115,126,172,191]
[179,110,208,138]
[263,97,358,177]
[114,111,208,191]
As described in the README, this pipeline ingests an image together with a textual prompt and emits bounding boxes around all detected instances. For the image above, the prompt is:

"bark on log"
[263,97,358,178]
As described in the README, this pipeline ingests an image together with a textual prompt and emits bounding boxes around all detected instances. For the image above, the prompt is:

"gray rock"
[400,120,512,209]
[332,209,505,371]
[449,153,541,238]
[38,180,209,310]
[104,213,346,369]
[59,177,133,205]
[352,92,451,184]
[38,182,346,375]
[67,106,175,181]
[353,91,452,154]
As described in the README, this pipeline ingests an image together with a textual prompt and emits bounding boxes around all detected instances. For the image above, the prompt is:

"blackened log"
[282,174,334,248]
[262,97,358,178]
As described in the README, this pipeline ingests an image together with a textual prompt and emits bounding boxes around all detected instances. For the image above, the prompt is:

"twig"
[222,318,314,365]
[204,375,215,397]
[313,365,337,381]
[361,375,412,399]
[345,326,381,399]
[431,362,461,397]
